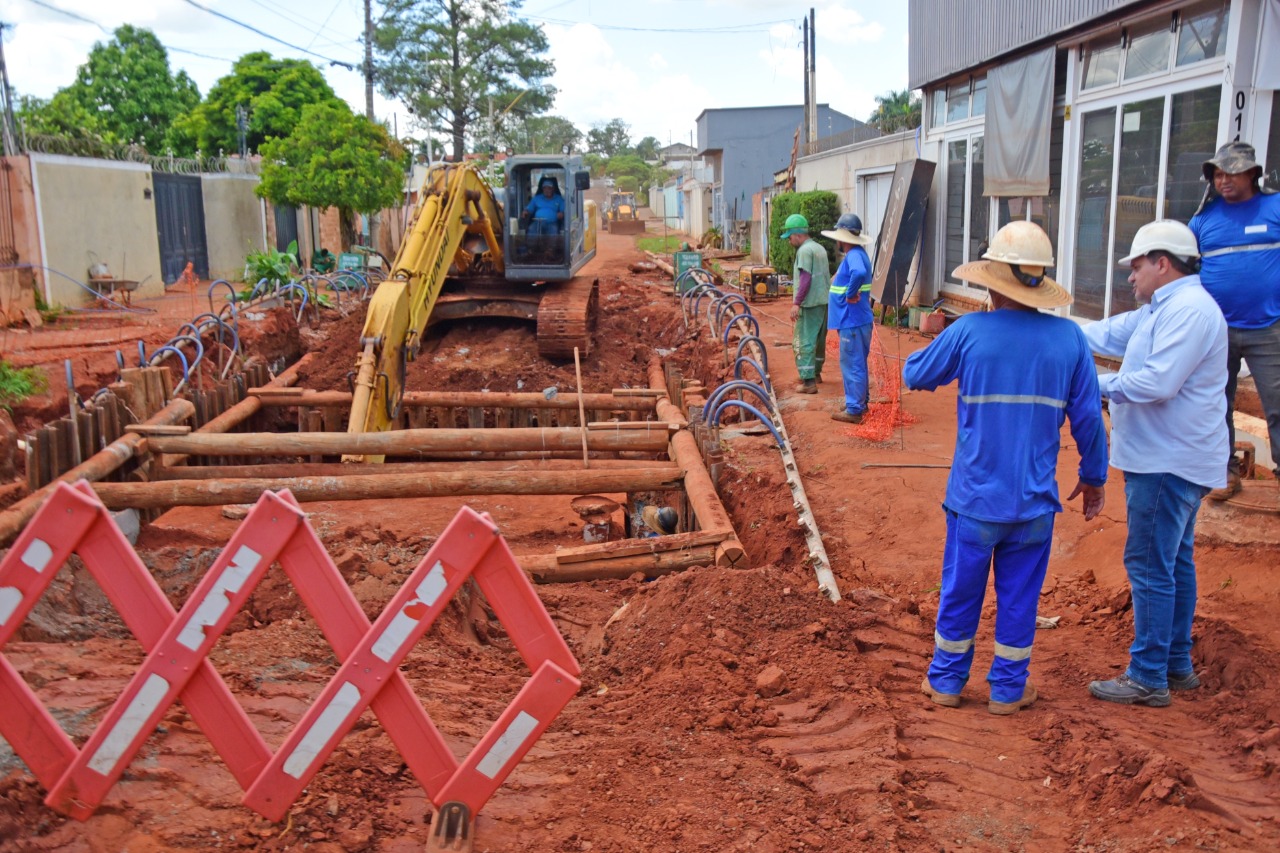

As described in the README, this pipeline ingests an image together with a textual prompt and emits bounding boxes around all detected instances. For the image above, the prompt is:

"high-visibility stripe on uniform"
[993,640,1032,661]
[934,631,973,654]
[960,393,1067,409]
[830,285,849,295]
[1201,240,1280,258]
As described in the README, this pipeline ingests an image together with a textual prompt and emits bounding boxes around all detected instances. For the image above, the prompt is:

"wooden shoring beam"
[248,389,657,412]
[156,460,680,480]
[521,545,718,582]
[648,358,748,568]
[90,467,684,509]
[145,426,673,457]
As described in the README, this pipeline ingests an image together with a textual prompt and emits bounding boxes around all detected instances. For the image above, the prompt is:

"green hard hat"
[780,213,809,238]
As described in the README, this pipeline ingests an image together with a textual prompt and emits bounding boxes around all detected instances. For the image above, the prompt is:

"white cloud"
[649,53,669,71]
[818,5,887,44]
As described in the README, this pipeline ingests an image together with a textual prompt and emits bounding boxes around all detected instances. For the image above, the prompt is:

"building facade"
[910,0,1280,318]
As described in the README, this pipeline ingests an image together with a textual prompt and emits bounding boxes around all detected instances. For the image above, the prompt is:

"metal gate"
[273,204,299,253]
[152,173,209,285]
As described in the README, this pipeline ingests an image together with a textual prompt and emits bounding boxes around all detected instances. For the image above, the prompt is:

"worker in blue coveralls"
[522,176,565,236]
[820,213,875,423]
[904,221,1108,715]
[1189,142,1280,500]
[1083,220,1227,707]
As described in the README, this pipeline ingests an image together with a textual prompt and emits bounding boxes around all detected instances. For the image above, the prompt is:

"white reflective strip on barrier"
[994,641,1033,661]
[283,681,360,779]
[176,545,262,651]
[88,673,170,775]
[476,710,539,780]
[371,562,447,663]
[0,587,21,627]
[934,630,974,654]
[22,539,52,573]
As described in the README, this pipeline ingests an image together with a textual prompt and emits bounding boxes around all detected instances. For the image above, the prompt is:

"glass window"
[1073,109,1117,320]
[968,137,987,266]
[1082,36,1122,90]
[971,77,987,118]
[946,82,970,122]
[932,89,946,129]
[1177,0,1231,67]
[945,140,967,281]
[1164,86,1221,221]
[1110,97,1165,317]
[1123,17,1172,80]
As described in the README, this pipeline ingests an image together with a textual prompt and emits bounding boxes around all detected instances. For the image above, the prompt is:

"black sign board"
[870,159,936,308]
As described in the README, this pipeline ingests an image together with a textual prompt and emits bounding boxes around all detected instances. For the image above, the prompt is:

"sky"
[2,0,910,150]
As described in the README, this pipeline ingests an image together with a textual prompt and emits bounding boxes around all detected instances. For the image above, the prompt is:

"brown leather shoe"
[831,410,863,424]
[988,683,1038,715]
[1206,471,1241,501]
[795,380,818,394]
[921,676,960,708]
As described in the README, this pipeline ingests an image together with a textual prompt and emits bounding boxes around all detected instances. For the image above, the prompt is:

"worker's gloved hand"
[1067,480,1106,521]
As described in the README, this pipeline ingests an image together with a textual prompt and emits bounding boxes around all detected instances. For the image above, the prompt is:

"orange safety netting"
[825,325,916,442]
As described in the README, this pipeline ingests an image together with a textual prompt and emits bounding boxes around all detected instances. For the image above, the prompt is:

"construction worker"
[1189,142,1280,500]
[522,176,565,236]
[1083,220,1227,707]
[782,213,830,393]
[820,213,875,423]
[904,221,1108,715]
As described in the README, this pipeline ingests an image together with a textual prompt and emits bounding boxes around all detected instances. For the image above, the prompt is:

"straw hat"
[641,505,678,535]
[821,213,872,246]
[953,221,1071,309]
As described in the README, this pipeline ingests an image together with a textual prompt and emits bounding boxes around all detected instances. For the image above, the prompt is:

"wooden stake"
[574,346,589,469]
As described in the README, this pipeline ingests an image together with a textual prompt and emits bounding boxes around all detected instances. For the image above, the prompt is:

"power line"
[177,0,358,69]
[22,0,238,64]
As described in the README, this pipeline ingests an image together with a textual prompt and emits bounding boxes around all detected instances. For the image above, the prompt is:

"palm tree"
[868,89,922,134]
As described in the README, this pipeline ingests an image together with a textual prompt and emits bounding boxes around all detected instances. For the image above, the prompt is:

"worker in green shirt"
[782,213,831,393]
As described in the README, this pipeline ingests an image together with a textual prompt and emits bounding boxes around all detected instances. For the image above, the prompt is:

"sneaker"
[988,683,1038,716]
[1207,471,1242,501]
[1088,673,1171,706]
[921,676,960,708]
[1168,670,1201,691]
[831,410,864,424]
[795,380,818,394]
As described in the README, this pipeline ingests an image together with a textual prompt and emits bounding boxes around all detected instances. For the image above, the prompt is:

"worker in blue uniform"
[821,213,875,423]
[522,176,565,236]
[904,221,1109,715]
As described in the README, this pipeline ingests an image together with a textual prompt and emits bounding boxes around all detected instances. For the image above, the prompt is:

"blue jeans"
[1121,471,1210,688]
[929,510,1054,704]
[528,219,560,237]
[837,324,872,414]
[1225,321,1280,472]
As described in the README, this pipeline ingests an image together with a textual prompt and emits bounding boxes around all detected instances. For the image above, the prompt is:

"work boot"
[1088,673,1171,707]
[1206,471,1242,501]
[921,676,960,708]
[795,379,818,394]
[1168,670,1202,691]
[988,683,1038,716]
[831,410,863,424]
[815,372,823,384]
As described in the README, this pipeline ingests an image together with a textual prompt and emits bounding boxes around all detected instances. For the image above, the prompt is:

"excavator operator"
[521,176,565,236]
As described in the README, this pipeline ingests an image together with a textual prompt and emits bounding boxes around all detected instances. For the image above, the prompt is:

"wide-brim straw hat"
[641,505,677,535]
[820,226,872,246]
[952,260,1072,309]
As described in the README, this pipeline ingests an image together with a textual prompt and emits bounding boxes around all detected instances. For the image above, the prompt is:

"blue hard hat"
[836,213,863,233]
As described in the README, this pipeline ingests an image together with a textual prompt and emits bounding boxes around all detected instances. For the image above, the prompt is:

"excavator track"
[536,276,599,360]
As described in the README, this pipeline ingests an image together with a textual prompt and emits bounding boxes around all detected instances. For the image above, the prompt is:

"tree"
[587,118,631,158]
[375,0,556,161]
[604,153,651,186]
[497,114,582,154]
[257,102,405,249]
[867,89,922,134]
[168,52,341,156]
[634,136,660,161]
[53,25,199,150]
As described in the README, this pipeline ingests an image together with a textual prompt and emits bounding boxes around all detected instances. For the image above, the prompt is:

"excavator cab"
[505,156,596,282]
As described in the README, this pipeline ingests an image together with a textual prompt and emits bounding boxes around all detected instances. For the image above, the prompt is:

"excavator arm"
[348,164,504,442]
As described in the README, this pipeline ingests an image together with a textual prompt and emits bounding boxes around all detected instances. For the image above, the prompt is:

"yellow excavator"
[348,155,599,438]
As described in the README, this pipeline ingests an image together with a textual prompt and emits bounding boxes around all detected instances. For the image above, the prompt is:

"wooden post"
[573,347,589,469]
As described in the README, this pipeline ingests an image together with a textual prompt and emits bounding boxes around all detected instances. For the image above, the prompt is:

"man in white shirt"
[1082,220,1228,707]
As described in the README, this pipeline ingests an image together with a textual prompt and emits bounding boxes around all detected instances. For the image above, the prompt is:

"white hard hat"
[982,220,1055,268]
[1118,219,1200,265]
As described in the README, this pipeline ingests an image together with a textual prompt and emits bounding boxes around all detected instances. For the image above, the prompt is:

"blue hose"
[722,312,759,345]
[735,335,769,374]
[148,345,191,390]
[708,400,784,447]
[705,380,774,419]
[734,355,771,391]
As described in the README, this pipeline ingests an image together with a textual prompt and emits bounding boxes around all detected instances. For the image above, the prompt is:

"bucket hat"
[1202,141,1262,182]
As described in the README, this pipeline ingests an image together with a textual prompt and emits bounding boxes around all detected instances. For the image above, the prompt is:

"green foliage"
[634,136,661,161]
[587,118,631,158]
[168,52,340,156]
[376,0,556,161]
[257,102,405,217]
[605,153,651,184]
[583,152,606,177]
[867,88,922,134]
[636,235,686,253]
[497,114,581,154]
[768,191,841,274]
[616,175,639,193]
[0,361,47,411]
[38,25,199,150]
[243,240,298,287]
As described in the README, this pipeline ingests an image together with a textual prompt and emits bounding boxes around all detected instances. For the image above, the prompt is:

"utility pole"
[807,8,817,147]
[801,15,810,148]
[364,0,381,260]
[0,23,19,157]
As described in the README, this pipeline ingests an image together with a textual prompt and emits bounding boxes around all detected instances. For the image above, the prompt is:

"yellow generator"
[737,264,788,302]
